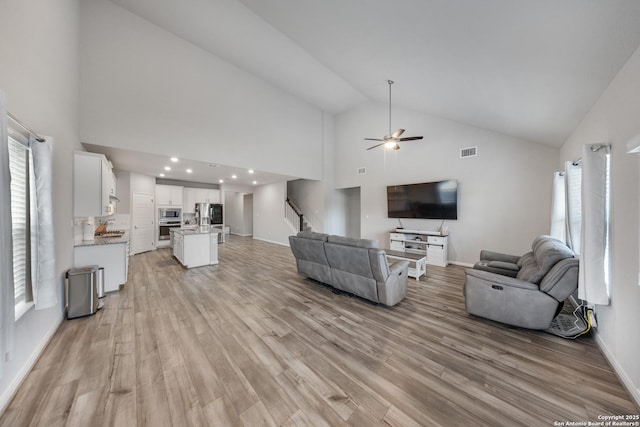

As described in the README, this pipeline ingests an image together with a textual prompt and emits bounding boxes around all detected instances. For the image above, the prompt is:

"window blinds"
[8,136,30,306]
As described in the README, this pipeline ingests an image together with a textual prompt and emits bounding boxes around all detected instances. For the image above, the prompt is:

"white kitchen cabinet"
[173,232,184,264]
[196,188,220,204]
[183,187,220,213]
[74,242,128,292]
[74,151,116,217]
[183,188,197,213]
[156,184,183,206]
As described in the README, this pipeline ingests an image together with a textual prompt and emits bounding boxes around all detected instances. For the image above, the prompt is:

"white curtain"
[578,144,611,305]
[30,136,57,310]
[564,160,583,254]
[0,91,16,376]
[550,171,566,241]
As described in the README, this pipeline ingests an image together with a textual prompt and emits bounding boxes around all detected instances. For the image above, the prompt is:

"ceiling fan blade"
[364,138,383,141]
[398,136,423,141]
[391,129,405,138]
[366,142,386,150]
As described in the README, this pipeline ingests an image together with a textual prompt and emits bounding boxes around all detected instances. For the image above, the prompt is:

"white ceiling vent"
[460,146,478,158]
[357,167,367,175]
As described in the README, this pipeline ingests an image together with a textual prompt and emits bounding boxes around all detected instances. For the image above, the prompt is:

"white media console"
[389,229,449,267]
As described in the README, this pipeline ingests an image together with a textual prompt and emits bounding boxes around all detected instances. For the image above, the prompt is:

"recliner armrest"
[479,250,521,265]
[389,260,409,276]
[464,268,539,291]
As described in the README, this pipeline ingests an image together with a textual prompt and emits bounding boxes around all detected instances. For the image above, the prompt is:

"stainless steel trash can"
[66,266,99,319]
[97,267,105,298]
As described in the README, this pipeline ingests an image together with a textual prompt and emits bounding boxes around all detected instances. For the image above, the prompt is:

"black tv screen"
[387,180,458,220]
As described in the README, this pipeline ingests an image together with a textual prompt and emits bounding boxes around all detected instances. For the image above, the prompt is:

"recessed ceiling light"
[253,181,257,185]
[170,157,179,163]
[248,169,254,174]
[186,168,192,173]
[219,179,224,183]
[159,173,165,177]
[164,166,171,171]
[231,175,237,179]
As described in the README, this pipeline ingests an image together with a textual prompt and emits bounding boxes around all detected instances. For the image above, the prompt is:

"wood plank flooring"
[1,236,637,426]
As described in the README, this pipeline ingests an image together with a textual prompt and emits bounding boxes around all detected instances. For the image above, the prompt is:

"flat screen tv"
[387,180,458,220]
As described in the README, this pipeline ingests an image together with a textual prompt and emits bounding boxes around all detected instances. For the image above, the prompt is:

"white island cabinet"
[172,227,219,268]
[74,239,129,293]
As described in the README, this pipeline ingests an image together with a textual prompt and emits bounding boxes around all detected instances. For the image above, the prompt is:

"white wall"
[344,187,362,239]
[130,172,156,194]
[560,45,640,406]
[0,0,81,410]
[114,169,131,214]
[225,191,253,236]
[335,103,559,264]
[80,0,324,180]
[253,182,293,245]
[243,194,253,236]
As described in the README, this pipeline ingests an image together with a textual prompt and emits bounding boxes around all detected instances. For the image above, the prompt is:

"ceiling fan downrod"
[388,80,393,137]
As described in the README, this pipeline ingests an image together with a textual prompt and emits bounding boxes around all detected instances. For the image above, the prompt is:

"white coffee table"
[385,250,427,281]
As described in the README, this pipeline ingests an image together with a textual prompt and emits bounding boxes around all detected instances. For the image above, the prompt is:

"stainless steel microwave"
[159,208,181,220]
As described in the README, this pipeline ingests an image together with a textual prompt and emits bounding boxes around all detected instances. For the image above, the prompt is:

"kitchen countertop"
[75,233,129,247]
[172,226,221,236]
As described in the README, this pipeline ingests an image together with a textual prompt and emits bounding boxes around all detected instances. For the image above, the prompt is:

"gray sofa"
[289,231,409,306]
[464,235,579,329]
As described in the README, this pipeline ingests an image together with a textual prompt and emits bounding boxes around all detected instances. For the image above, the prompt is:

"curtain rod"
[572,144,611,166]
[7,112,45,142]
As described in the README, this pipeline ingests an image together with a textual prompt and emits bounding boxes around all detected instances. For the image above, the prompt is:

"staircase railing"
[285,198,304,232]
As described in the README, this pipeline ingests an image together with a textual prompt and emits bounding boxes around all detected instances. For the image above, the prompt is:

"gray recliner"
[464,236,579,330]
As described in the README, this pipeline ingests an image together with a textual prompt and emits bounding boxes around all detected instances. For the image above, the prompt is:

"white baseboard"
[252,237,290,247]
[230,233,253,237]
[593,330,640,410]
[0,316,63,415]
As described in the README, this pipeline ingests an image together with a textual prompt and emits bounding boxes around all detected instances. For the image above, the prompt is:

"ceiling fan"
[365,80,423,150]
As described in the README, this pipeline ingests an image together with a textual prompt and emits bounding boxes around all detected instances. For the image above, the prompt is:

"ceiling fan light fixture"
[364,80,423,151]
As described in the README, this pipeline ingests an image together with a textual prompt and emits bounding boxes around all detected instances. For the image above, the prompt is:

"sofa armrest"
[464,268,539,291]
[389,260,409,276]
[479,250,520,264]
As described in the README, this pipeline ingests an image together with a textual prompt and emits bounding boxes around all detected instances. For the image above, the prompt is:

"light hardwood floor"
[1,236,637,426]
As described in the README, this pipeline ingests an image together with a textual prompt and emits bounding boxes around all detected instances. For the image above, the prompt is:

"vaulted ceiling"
[108,0,640,146]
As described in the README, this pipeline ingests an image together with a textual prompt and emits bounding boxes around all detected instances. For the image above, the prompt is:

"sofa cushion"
[327,235,378,249]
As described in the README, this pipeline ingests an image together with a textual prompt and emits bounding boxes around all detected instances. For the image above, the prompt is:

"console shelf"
[389,229,448,267]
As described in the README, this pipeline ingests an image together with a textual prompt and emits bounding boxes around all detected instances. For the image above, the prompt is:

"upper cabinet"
[74,151,116,217]
[197,189,220,204]
[183,188,220,213]
[156,184,183,206]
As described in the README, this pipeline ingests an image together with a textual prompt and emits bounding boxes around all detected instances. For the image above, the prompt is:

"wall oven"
[158,219,181,241]
[158,208,182,242]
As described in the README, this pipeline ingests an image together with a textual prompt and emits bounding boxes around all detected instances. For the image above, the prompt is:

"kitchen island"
[172,227,219,268]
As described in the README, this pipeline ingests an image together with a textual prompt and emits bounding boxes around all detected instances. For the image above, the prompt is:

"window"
[8,134,33,318]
